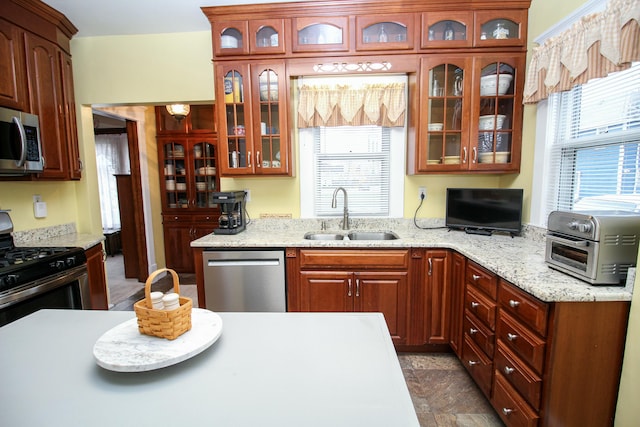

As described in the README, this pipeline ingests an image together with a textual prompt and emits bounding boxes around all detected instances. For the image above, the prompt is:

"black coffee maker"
[212,191,247,235]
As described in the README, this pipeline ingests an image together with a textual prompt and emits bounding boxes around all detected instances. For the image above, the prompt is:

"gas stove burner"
[0,247,73,267]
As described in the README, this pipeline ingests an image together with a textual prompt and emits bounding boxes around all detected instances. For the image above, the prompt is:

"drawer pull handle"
[504,366,515,375]
[470,302,480,309]
[502,408,514,416]
[347,279,352,297]
[472,274,481,281]
[355,279,360,297]
[509,300,520,308]
[507,333,518,341]
[468,360,479,366]
[469,328,478,335]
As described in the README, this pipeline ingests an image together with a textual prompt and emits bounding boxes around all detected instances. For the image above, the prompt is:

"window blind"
[545,62,640,218]
[313,126,391,217]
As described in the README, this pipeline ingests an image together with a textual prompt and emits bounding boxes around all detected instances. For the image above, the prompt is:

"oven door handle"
[547,234,590,247]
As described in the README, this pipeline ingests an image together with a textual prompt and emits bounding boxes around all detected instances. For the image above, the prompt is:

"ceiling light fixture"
[166,104,190,122]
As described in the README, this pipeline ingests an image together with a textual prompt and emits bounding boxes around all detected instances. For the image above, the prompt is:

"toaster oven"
[545,210,640,285]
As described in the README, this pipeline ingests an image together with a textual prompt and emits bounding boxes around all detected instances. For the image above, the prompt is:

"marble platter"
[93,308,223,372]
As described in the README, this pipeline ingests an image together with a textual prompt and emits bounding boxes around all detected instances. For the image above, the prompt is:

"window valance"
[523,0,639,104]
[297,83,406,127]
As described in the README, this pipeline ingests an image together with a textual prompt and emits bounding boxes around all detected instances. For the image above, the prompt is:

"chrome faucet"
[331,187,349,230]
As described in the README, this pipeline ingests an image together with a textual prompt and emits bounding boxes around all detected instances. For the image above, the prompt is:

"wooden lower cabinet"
[85,243,108,310]
[163,214,216,273]
[491,279,630,427]
[449,252,466,357]
[288,249,410,345]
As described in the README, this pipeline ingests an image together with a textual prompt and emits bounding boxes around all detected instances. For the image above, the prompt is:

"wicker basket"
[134,268,192,340]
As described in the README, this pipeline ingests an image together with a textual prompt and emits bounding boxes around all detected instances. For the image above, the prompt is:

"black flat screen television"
[445,188,523,236]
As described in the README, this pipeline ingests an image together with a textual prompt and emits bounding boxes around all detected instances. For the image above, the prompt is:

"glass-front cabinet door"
[191,139,218,208]
[421,12,473,48]
[470,55,523,172]
[356,15,414,51]
[474,10,527,47]
[292,17,349,52]
[216,61,289,176]
[161,138,218,210]
[213,21,249,56]
[419,57,471,172]
[252,63,288,174]
[249,19,286,54]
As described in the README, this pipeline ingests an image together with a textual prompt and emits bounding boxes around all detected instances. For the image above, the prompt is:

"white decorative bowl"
[480,74,513,96]
[478,115,507,130]
[195,182,207,191]
[428,123,444,131]
[478,151,510,163]
[176,183,187,191]
[220,35,238,48]
[259,82,279,101]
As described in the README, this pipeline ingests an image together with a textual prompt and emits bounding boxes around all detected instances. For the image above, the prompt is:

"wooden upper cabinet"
[212,21,249,56]
[355,14,415,51]
[24,32,68,180]
[0,18,28,111]
[292,16,349,53]
[421,12,473,48]
[248,19,287,54]
[474,10,528,47]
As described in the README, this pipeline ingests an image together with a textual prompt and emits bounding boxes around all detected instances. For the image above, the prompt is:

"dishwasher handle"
[206,259,281,267]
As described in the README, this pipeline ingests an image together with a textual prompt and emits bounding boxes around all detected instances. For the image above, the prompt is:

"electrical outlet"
[418,187,426,201]
[33,194,42,203]
[244,189,251,202]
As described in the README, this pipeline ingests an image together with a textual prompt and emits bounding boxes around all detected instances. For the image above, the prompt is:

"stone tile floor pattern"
[397,353,503,426]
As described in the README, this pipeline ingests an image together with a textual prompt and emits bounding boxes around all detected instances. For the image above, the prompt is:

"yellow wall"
[3,1,639,421]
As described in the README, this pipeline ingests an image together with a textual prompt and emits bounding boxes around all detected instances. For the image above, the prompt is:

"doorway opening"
[93,108,150,307]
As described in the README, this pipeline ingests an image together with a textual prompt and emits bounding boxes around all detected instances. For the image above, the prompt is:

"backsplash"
[12,223,76,245]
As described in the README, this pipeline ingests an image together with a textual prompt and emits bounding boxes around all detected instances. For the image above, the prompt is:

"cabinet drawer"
[464,311,495,357]
[466,261,497,299]
[495,341,542,411]
[499,280,548,337]
[497,312,546,375]
[461,335,493,398]
[299,249,409,269]
[464,285,496,330]
[492,372,540,427]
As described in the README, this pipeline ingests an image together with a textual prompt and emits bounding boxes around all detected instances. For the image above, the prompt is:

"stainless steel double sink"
[303,231,399,241]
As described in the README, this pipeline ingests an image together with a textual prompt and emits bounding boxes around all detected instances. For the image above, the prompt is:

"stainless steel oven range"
[545,210,640,285]
[0,211,89,327]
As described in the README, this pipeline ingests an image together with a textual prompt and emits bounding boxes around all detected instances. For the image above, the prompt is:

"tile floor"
[104,255,502,426]
[105,254,197,310]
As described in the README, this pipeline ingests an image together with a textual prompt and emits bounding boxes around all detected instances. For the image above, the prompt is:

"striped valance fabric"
[524,0,639,104]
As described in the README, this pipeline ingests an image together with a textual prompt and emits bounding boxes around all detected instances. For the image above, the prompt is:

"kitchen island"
[0,309,419,427]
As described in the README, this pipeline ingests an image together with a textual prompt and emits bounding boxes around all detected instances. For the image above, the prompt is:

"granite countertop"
[12,223,104,250]
[191,218,635,303]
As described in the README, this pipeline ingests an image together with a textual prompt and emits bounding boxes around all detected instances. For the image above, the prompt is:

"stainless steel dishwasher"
[202,249,286,312]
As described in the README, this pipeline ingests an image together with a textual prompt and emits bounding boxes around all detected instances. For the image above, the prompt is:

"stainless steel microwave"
[0,106,44,175]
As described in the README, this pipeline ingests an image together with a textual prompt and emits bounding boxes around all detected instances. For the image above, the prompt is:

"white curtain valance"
[297,83,406,127]
[524,0,640,104]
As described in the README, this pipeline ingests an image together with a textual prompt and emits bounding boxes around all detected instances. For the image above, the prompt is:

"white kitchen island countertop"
[0,309,419,427]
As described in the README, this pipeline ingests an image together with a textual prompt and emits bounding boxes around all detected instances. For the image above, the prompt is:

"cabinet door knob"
[502,408,514,416]
[468,360,479,366]
[470,301,480,309]
[509,300,520,308]
[469,328,478,335]
[355,278,360,297]
[427,258,433,276]
[504,366,515,375]
[472,274,481,281]
[506,332,518,341]
[347,279,352,297]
